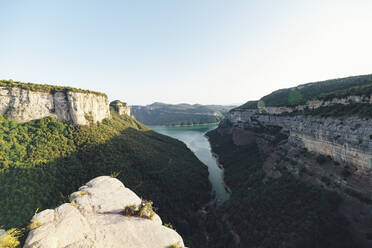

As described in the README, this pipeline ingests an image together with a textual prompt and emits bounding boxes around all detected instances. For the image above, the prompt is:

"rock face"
[24,176,184,248]
[0,87,110,125]
[228,109,372,172]
[110,100,131,116]
[252,95,372,115]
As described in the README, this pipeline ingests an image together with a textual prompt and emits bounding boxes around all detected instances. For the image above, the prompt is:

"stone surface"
[110,100,131,116]
[24,176,184,248]
[228,109,372,172]
[0,87,110,125]
[240,94,372,116]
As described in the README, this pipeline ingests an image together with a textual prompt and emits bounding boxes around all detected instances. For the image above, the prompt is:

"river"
[149,124,230,205]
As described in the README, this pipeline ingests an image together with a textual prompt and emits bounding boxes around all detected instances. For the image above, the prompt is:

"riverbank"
[205,133,241,247]
[153,122,220,127]
[206,135,233,195]
[150,124,230,205]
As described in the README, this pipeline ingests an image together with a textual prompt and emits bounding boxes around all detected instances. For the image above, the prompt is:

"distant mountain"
[238,73,372,109]
[131,102,236,126]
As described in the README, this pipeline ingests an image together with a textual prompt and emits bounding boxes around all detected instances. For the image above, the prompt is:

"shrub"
[290,159,297,166]
[164,223,176,231]
[77,191,88,197]
[28,219,43,230]
[110,172,120,178]
[341,168,351,178]
[168,243,181,248]
[124,204,138,216]
[123,200,155,220]
[70,200,78,208]
[316,155,328,164]
[0,228,23,248]
[138,201,155,220]
[321,176,331,186]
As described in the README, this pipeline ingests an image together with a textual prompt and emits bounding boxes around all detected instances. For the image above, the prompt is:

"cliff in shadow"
[205,74,372,248]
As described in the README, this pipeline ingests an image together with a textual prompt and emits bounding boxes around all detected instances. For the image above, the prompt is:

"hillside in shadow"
[0,111,212,247]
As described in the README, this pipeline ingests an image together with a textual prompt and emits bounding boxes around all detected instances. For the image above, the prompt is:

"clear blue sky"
[1,1,372,105]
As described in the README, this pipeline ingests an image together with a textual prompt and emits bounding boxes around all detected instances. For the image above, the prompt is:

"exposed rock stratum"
[110,100,131,116]
[0,87,110,125]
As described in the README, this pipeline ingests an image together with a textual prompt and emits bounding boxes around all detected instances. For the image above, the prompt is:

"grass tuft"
[123,200,155,220]
[0,228,23,248]
[77,191,88,197]
[110,172,120,178]
[168,243,181,248]
[164,223,176,231]
[70,200,78,208]
[28,219,43,230]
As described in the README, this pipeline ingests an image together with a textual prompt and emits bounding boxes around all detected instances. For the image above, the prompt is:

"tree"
[257,100,265,110]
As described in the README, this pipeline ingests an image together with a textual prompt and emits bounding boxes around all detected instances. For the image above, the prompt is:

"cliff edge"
[23,176,184,248]
[0,80,110,125]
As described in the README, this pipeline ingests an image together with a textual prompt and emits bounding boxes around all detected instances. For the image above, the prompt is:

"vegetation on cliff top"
[238,73,372,109]
[286,103,372,118]
[0,80,107,97]
[0,109,211,246]
[317,82,372,101]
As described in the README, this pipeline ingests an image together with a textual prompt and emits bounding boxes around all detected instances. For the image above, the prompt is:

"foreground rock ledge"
[24,176,184,248]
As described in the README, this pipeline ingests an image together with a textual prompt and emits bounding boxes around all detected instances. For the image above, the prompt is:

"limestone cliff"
[24,176,184,248]
[254,94,372,115]
[110,100,131,116]
[228,109,372,173]
[0,86,110,125]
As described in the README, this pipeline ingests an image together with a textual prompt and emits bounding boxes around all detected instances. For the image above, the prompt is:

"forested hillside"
[131,102,234,126]
[0,109,211,246]
[238,74,372,108]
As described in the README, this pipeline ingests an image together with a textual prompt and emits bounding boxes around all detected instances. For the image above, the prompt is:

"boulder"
[24,176,184,248]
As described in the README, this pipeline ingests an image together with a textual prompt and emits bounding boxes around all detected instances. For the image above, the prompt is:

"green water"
[150,124,230,205]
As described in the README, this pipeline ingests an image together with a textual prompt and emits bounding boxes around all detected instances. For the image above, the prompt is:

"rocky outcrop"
[0,87,110,125]
[24,176,184,248]
[228,109,372,172]
[110,100,131,116]
[246,94,372,116]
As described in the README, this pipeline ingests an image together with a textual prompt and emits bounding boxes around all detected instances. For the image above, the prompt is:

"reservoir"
[149,124,230,205]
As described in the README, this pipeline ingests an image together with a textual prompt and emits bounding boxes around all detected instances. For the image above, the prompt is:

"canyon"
[228,108,372,173]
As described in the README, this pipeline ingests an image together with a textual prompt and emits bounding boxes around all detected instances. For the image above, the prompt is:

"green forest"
[0,109,211,247]
[0,79,106,96]
[238,73,372,109]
